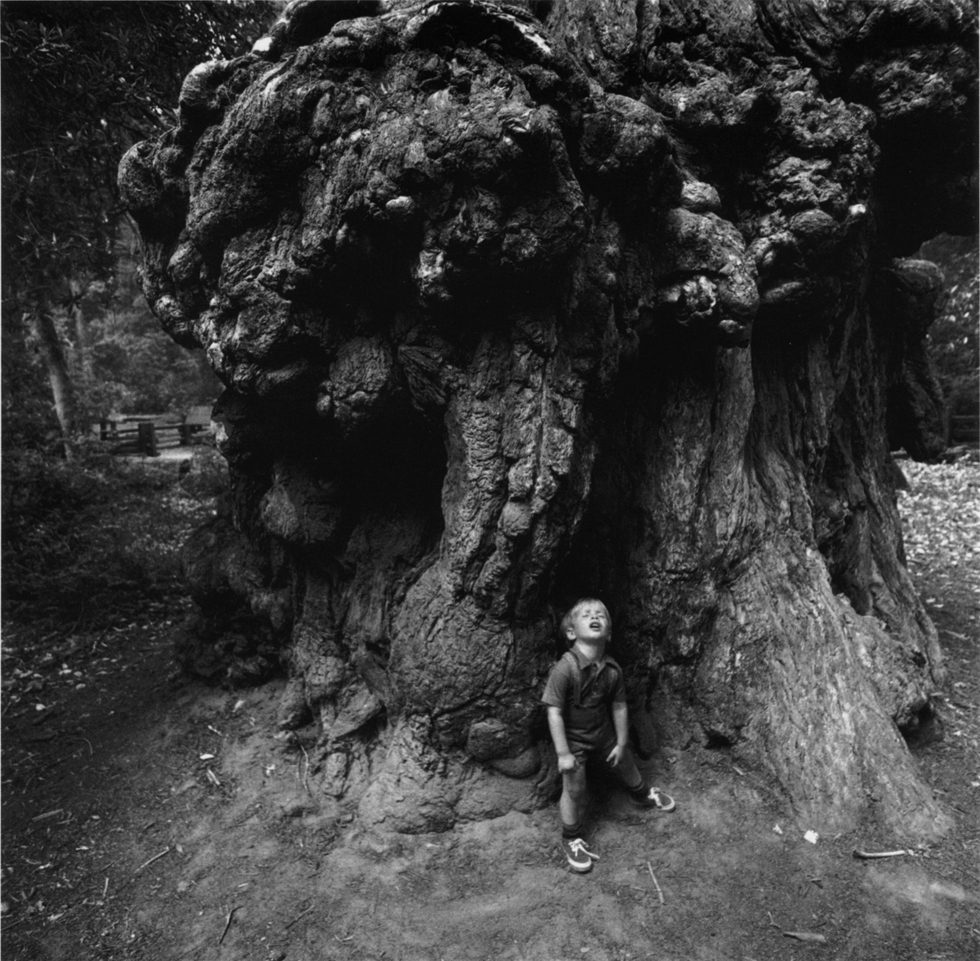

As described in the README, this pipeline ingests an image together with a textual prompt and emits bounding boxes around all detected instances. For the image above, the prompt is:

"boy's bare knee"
[563,785,587,804]
[562,769,587,801]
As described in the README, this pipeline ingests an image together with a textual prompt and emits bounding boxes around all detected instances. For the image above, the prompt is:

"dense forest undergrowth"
[1,452,977,961]
[1,446,226,632]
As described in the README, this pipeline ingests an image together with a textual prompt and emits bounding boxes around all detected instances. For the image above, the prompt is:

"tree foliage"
[67,225,221,417]
[1,0,271,297]
[919,233,980,417]
[1,0,275,447]
[1,445,227,628]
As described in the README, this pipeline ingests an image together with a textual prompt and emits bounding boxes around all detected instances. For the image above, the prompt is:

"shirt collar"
[569,646,608,671]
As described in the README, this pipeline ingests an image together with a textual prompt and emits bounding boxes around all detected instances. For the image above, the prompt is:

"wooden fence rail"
[948,414,979,445]
[97,406,213,456]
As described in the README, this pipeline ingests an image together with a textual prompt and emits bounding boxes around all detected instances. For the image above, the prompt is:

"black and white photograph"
[2,1,978,958]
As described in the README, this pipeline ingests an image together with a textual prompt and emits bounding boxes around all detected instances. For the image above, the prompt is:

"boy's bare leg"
[612,745,677,811]
[611,747,644,792]
[560,763,588,833]
[558,762,599,871]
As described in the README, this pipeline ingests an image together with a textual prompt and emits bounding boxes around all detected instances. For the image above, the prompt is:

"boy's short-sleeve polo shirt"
[542,648,626,751]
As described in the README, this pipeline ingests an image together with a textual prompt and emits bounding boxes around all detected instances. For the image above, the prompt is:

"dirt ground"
[2,459,978,961]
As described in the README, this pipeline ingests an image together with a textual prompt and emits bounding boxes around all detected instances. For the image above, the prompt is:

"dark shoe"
[561,836,599,873]
[632,786,676,811]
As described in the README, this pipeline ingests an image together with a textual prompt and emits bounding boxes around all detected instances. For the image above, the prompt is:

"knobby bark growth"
[119,0,977,837]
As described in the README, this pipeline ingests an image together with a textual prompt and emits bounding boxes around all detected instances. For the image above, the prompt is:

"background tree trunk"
[120,0,977,837]
[69,278,95,389]
[29,306,78,455]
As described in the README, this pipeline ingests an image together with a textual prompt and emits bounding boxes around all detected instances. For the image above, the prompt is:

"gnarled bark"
[120,0,977,837]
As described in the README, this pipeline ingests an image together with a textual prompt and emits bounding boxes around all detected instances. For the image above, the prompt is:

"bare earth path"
[2,460,978,961]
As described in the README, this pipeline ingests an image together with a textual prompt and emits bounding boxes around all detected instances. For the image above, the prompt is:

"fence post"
[137,421,158,456]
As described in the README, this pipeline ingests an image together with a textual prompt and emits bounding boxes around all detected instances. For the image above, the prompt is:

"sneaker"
[632,786,676,811]
[561,836,599,873]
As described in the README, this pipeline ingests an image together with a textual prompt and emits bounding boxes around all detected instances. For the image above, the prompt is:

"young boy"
[542,598,675,873]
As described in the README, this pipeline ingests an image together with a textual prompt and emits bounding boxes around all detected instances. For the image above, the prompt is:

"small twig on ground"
[646,861,665,905]
[852,848,915,860]
[299,742,311,795]
[67,736,94,756]
[783,931,828,944]
[206,767,221,788]
[102,877,109,900]
[135,846,171,873]
[768,911,827,944]
[219,906,239,945]
[285,903,315,930]
[31,808,63,822]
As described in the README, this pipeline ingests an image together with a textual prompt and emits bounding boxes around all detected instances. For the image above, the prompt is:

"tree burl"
[119,0,977,836]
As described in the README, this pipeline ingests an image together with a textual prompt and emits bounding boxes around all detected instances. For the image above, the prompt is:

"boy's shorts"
[567,728,630,772]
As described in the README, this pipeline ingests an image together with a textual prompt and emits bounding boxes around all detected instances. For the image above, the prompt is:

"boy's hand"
[557,752,578,772]
[605,743,626,767]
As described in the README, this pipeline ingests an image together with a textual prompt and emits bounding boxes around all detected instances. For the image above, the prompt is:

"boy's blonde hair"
[561,597,611,645]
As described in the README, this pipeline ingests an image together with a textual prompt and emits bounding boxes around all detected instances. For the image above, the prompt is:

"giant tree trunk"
[119,0,977,837]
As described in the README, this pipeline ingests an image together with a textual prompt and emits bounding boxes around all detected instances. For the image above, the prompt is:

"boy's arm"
[607,700,629,766]
[546,706,578,772]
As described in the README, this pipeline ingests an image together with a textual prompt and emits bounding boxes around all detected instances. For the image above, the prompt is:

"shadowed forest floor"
[2,457,978,961]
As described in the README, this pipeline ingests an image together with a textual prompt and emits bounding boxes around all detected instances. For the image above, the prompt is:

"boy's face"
[566,601,611,644]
